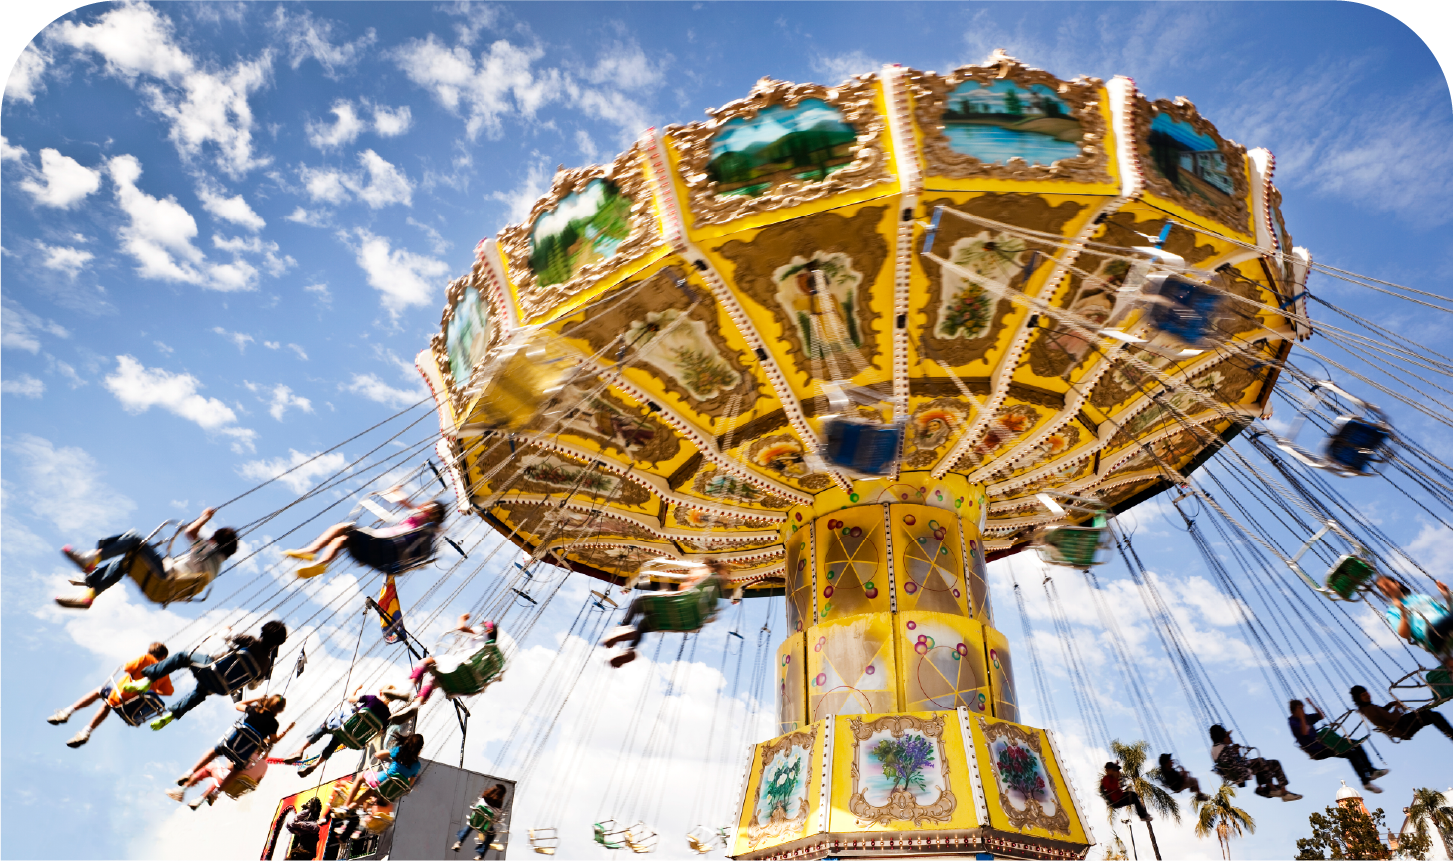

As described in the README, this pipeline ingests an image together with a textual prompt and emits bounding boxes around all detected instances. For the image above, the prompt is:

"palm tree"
[1194,784,1255,860]
[1110,740,1179,861]
[1406,787,1453,857]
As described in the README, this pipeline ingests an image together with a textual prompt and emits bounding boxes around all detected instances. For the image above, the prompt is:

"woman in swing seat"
[339,732,425,812]
[140,620,287,729]
[1287,699,1387,792]
[55,507,237,609]
[283,488,445,579]
[1376,576,1453,669]
[1351,685,1453,743]
[1209,724,1301,801]
[407,614,497,706]
[452,783,509,857]
[168,694,292,809]
[281,683,409,777]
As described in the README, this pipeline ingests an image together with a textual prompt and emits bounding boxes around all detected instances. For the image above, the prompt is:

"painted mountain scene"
[528,179,632,286]
[941,80,1081,165]
[706,99,858,197]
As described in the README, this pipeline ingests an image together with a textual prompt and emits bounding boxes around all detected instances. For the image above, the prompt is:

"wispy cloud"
[238,449,348,494]
[344,228,448,316]
[103,355,257,452]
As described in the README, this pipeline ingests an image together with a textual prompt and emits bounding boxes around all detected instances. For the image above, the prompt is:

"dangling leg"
[67,702,112,748]
[285,523,354,560]
[49,688,101,725]
[296,533,352,579]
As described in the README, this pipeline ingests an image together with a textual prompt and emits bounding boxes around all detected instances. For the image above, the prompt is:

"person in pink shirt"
[283,487,445,579]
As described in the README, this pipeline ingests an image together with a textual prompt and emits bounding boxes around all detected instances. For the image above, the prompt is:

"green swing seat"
[1035,515,1109,568]
[1313,726,1360,756]
[1323,554,1377,601]
[433,635,507,697]
[468,800,499,832]
[376,774,415,803]
[332,707,387,751]
[594,820,627,850]
[1430,668,1453,704]
[638,578,722,633]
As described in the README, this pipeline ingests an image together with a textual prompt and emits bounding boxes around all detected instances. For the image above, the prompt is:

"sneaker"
[166,787,186,803]
[68,578,87,587]
[54,593,94,610]
[117,675,152,696]
[602,626,637,647]
[188,796,207,810]
[451,841,463,852]
[47,708,73,725]
[65,729,91,748]
[177,774,191,786]
[150,712,175,731]
[1370,768,1389,780]
[298,763,318,778]
[296,562,328,579]
[1362,782,1383,794]
[62,545,98,574]
[283,549,315,561]
[1280,791,1303,802]
[1254,786,1272,798]
[609,650,637,668]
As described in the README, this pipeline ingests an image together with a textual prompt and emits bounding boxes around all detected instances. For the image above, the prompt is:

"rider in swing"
[283,487,445,579]
[603,560,727,668]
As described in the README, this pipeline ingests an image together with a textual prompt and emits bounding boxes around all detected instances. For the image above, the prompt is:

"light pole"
[1124,816,1139,861]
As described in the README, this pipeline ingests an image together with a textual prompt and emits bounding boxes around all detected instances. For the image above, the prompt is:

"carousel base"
[728,709,1092,861]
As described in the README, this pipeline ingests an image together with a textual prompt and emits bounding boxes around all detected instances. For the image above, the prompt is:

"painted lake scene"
[941,79,1082,165]
[706,99,858,196]
[1147,112,1235,204]
[528,178,632,286]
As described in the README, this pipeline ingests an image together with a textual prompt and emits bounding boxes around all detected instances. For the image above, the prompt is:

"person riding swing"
[48,642,175,748]
[281,684,409,777]
[56,507,237,609]
[169,694,293,809]
[283,488,446,580]
[1287,699,1387,792]
[1351,684,1453,743]
[1209,724,1301,801]
[135,620,287,730]
[603,561,727,668]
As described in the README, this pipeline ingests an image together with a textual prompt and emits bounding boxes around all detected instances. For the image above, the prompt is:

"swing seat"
[361,807,396,835]
[470,332,574,431]
[124,521,212,606]
[625,822,658,854]
[1390,667,1453,712]
[108,666,166,726]
[1323,554,1377,600]
[467,801,499,832]
[197,649,266,697]
[219,722,268,766]
[1324,416,1391,475]
[1035,515,1110,568]
[686,825,724,854]
[375,774,415,803]
[593,820,628,850]
[332,707,387,750]
[1312,727,1361,756]
[1144,273,1222,346]
[822,417,903,476]
[219,752,269,799]
[638,579,722,633]
[433,635,507,697]
[528,827,559,855]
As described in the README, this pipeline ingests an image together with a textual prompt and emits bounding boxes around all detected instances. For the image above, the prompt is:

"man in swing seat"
[1099,762,1151,821]
[1351,684,1453,743]
[1209,724,1301,801]
[603,561,726,668]
[1287,699,1387,792]
[55,507,237,609]
[1376,576,1453,670]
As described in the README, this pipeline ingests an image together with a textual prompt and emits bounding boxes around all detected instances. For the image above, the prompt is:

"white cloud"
[283,206,328,227]
[810,50,881,82]
[18,148,102,208]
[342,373,426,408]
[575,128,598,162]
[53,3,271,177]
[392,34,563,139]
[1,134,26,161]
[153,340,174,355]
[303,282,331,305]
[5,43,49,103]
[3,434,135,534]
[270,7,377,78]
[299,150,413,209]
[212,326,254,353]
[345,228,449,316]
[305,100,365,150]
[370,103,412,136]
[2,296,69,352]
[212,234,296,276]
[37,243,95,278]
[489,155,550,225]
[407,216,449,255]
[196,181,265,230]
[2,374,44,397]
[48,356,86,388]
[103,355,256,452]
[287,343,308,361]
[245,382,312,420]
[110,154,250,291]
[238,449,345,494]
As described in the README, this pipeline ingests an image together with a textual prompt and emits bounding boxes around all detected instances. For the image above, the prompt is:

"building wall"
[375,761,516,860]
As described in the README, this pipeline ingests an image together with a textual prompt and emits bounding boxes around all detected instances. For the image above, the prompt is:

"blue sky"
[3,3,1452,859]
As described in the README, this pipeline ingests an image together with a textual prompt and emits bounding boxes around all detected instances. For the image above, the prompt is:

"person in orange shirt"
[47,642,174,747]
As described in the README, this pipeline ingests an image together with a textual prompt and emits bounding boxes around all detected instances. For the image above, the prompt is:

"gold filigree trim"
[908,58,1110,184]
[747,725,819,848]
[977,718,1071,835]
[1133,96,1251,235]
[666,75,893,229]
[437,263,504,414]
[847,713,956,828]
[496,145,661,323]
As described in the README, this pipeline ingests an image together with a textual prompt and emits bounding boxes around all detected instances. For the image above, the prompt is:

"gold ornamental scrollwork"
[908,59,1111,185]
[1133,95,1252,235]
[496,144,661,323]
[746,725,818,848]
[847,713,957,828]
[665,75,893,229]
[977,718,1071,835]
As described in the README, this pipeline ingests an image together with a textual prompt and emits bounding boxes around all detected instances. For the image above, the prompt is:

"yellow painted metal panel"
[776,632,807,734]
[827,710,982,834]
[731,722,826,856]
[806,613,898,722]
[895,612,991,715]
[967,715,1089,845]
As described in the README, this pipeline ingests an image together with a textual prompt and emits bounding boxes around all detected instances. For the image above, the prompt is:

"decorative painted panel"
[806,614,897,721]
[777,632,807,734]
[814,504,891,622]
[891,503,969,616]
[896,612,990,714]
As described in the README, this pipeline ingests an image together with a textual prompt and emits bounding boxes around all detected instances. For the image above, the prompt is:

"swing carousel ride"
[77,54,1453,861]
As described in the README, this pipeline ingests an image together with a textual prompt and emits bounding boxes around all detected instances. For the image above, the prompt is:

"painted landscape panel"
[1147,113,1234,205]
[941,80,1081,165]
[706,99,858,197]
[528,179,631,286]
[446,286,489,387]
